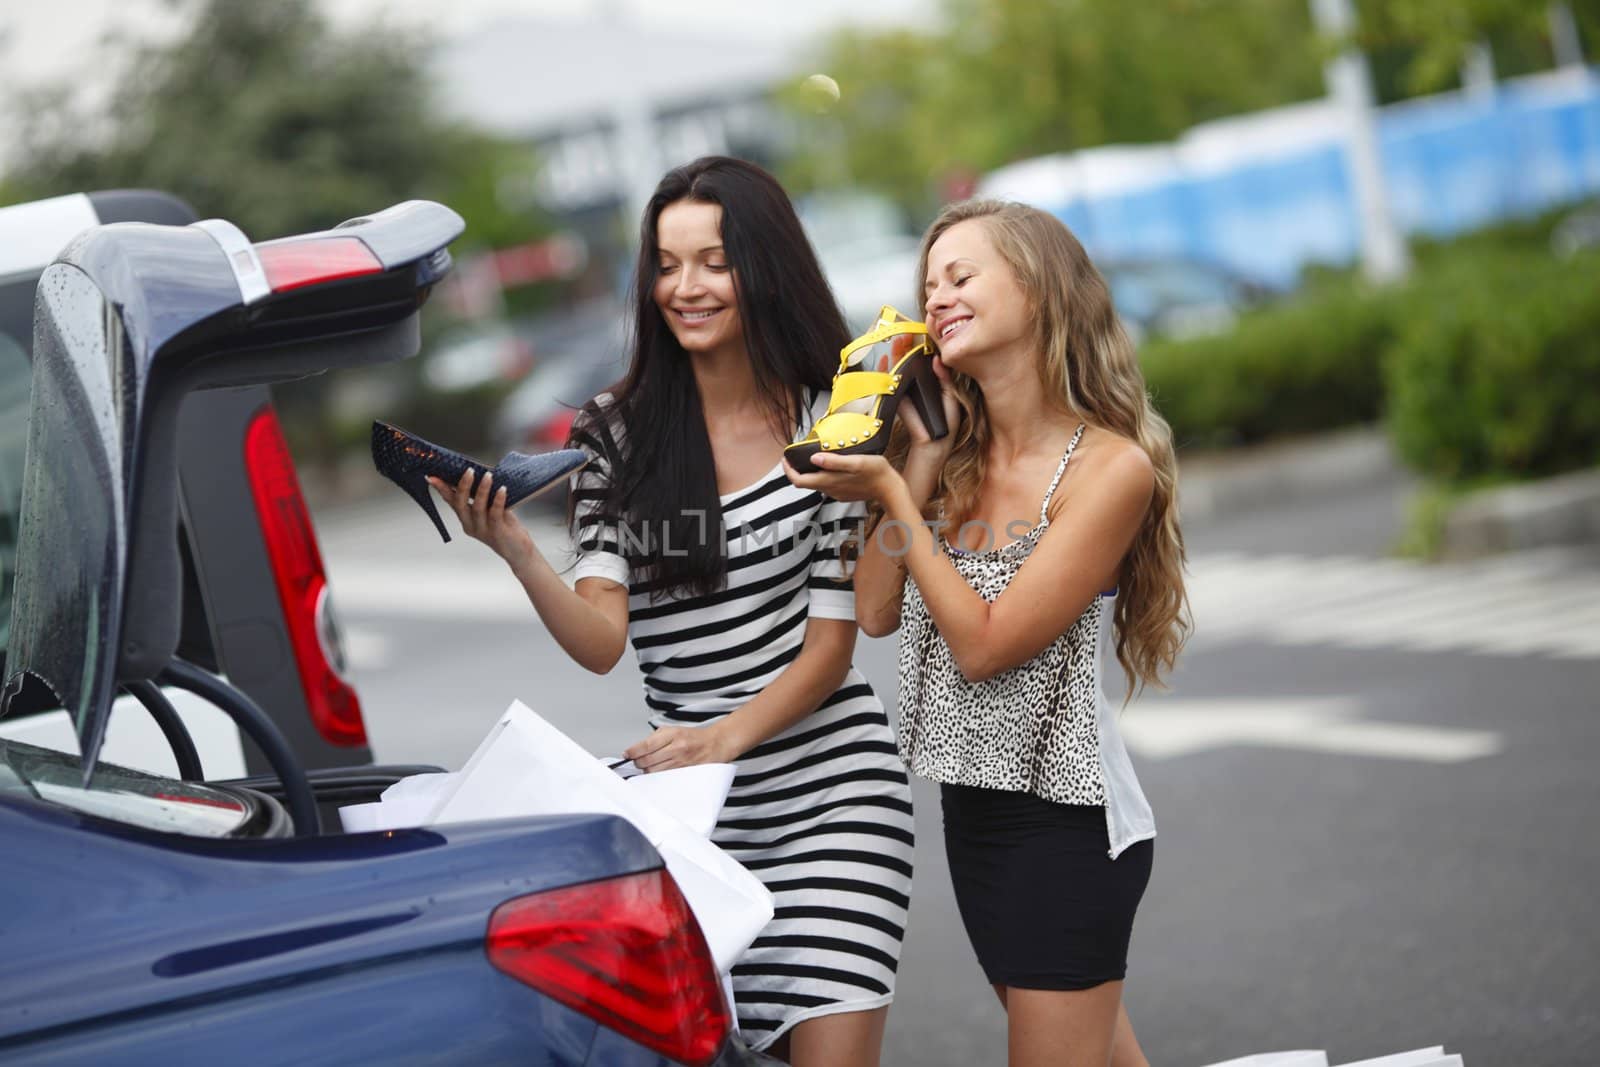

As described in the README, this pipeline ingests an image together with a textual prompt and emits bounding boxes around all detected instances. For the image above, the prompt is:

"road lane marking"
[341,626,392,672]
[1188,548,1600,661]
[1122,698,1503,763]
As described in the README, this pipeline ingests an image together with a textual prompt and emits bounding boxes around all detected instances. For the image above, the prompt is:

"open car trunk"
[218,763,449,837]
[2,199,463,835]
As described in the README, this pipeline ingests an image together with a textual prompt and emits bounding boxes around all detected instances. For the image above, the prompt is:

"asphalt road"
[317,474,1599,1067]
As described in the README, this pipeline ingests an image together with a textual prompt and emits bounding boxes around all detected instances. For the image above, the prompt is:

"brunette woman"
[432,157,913,1066]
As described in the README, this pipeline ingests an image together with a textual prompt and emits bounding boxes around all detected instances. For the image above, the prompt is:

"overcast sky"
[0,0,934,95]
[0,0,934,174]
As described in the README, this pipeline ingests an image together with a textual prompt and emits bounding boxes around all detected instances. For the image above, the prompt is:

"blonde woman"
[785,199,1189,1067]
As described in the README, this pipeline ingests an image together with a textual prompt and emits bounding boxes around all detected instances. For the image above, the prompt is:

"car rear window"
[0,275,35,670]
[1,737,253,837]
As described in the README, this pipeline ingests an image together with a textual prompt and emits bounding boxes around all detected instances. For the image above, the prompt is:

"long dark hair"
[567,156,846,599]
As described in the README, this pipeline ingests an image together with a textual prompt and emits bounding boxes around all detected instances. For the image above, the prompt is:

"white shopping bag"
[414,700,772,974]
[1336,1049,1459,1067]
[1203,1049,1462,1067]
[338,772,459,832]
[610,760,734,838]
[337,802,385,833]
[1201,1053,1329,1067]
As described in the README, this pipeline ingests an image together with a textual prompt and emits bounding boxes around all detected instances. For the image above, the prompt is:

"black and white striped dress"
[570,390,915,1048]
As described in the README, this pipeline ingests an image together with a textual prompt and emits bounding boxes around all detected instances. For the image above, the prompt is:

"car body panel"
[6,260,141,765]
[9,958,599,1067]
[7,233,245,769]
[0,785,661,1061]
[176,384,346,775]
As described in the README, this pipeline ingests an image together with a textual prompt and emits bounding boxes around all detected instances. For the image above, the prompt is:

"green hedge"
[1384,249,1600,483]
[1140,279,1402,448]
[1139,233,1600,489]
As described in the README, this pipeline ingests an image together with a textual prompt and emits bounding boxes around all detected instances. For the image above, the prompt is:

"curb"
[1441,466,1600,558]
[1176,426,1405,522]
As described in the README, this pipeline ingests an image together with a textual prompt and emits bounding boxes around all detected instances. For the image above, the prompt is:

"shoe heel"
[906,357,949,440]
[372,420,457,543]
[405,472,453,543]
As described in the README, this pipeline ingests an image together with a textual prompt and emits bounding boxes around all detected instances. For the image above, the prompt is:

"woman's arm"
[796,438,1154,683]
[851,444,945,637]
[429,468,629,674]
[835,351,962,637]
[623,617,856,771]
[891,442,1152,681]
[506,542,629,674]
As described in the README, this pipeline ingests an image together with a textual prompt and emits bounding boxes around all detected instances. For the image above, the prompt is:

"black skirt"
[940,782,1153,991]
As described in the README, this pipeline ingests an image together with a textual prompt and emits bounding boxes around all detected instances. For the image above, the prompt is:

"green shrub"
[1140,279,1401,448]
[1384,249,1600,483]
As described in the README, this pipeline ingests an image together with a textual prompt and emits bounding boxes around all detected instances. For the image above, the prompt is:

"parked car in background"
[800,191,923,333]
[816,233,925,335]
[493,297,627,457]
[1550,198,1600,258]
[0,195,761,1066]
[421,317,536,393]
[813,241,1277,348]
[1099,256,1281,344]
[798,191,1279,345]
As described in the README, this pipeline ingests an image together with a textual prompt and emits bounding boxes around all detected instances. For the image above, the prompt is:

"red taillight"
[487,869,730,1066]
[254,236,383,293]
[243,406,367,746]
[536,409,576,447]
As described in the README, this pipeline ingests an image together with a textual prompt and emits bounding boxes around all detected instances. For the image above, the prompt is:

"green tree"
[1355,0,1600,97]
[1,0,538,249]
[784,0,1600,213]
[1,0,551,464]
[783,0,1324,212]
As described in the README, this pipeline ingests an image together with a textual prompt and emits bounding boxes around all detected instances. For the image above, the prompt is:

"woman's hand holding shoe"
[786,346,961,508]
[427,468,535,565]
[896,349,960,501]
[784,450,900,503]
[894,343,961,455]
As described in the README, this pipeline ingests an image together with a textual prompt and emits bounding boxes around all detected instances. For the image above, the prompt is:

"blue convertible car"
[0,197,759,1065]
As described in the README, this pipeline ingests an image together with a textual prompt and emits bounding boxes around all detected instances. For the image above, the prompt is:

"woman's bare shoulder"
[1052,426,1154,516]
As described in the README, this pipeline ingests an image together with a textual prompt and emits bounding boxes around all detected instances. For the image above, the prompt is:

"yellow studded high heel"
[786,305,950,474]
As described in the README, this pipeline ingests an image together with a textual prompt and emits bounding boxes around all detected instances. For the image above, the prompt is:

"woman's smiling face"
[922,218,1031,372]
[653,199,744,359]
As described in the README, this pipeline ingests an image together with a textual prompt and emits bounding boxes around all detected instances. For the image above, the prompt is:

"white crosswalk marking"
[1122,698,1502,763]
[1188,547,1600,661]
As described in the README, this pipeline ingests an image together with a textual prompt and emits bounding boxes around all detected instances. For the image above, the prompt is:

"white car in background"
[800,192,924,332]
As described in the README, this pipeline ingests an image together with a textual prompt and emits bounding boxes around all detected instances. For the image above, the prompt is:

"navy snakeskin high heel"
[371,420,589,543]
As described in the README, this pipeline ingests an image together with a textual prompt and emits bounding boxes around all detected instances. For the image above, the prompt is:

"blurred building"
[431,13,802,261]
[980,67,1600,290]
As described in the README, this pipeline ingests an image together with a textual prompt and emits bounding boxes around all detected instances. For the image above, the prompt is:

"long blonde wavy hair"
[907,198,1191,694]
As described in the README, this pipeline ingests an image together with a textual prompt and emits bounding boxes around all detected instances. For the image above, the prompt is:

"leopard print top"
[896,424,1110,806]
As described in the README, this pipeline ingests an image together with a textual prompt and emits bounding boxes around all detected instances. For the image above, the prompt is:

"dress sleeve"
[568,400,630,588]
[806,493,864,621]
